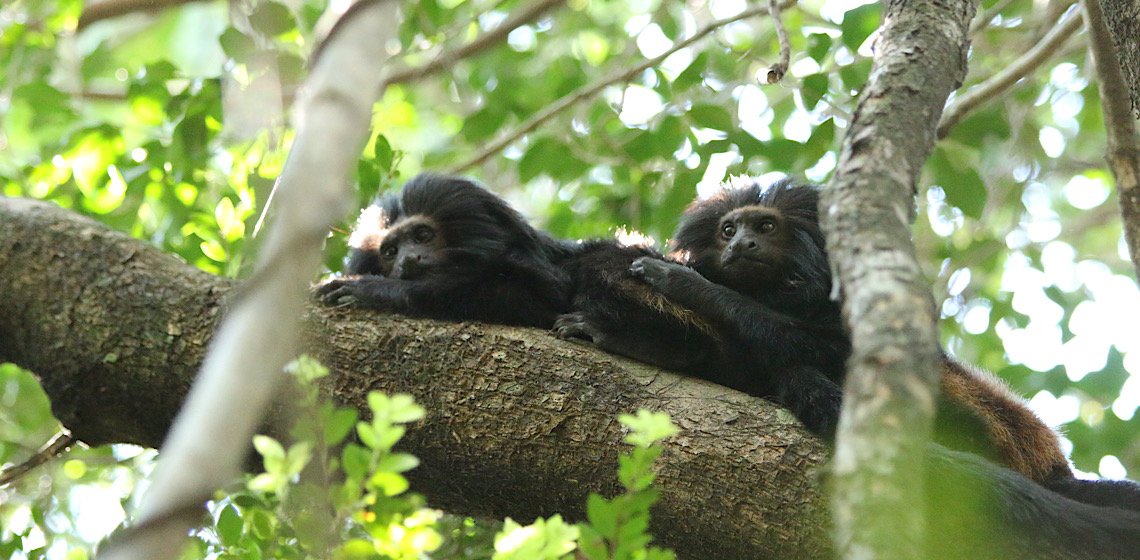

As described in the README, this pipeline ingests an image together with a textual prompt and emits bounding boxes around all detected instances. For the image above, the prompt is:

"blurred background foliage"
[2,0,1139,556]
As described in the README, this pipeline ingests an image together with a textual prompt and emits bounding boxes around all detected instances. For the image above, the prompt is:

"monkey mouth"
[723,254,771,268]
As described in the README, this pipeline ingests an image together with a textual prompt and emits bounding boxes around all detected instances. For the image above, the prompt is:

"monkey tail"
[925,446,1140,560]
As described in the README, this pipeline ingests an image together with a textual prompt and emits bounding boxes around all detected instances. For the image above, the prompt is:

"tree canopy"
[1,0,1139,558]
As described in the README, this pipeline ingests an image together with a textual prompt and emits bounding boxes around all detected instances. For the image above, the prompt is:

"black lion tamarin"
[558,177,1140,505]
[314,173,576,328]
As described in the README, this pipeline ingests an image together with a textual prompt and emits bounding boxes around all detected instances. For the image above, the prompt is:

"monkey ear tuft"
[349,205,389,249]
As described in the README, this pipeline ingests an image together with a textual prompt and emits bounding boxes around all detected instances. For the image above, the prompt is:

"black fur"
[555,240,722,372]
[925,446,1140,559]
[315,173,576,328]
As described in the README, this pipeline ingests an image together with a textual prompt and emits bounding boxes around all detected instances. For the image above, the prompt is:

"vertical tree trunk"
[820,0,979,557]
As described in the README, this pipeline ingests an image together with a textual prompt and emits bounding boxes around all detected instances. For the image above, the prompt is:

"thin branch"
[0,431,76,487]
[938,6,1083,139]
[384,0,567,87]
[96,0,398,558]
[448,4,778,174]
[763,0,791,83]
[77,0,204,31]
[1081,0,1140,281]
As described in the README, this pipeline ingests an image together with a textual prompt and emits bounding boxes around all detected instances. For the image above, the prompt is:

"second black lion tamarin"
[558,177,1140,506]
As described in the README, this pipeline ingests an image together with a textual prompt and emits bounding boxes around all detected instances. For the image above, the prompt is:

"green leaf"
[622,131,665,163]
[217,505,243,546]
[384,393,426,423]
[585,493,617,538]
[840,3,881,51]
[373,135,394,171]
[930,150,988,219]
[253,435,286,469]
[688,104,734,131]
[802,118,836,166]
[249,2,295,36]
[0,363,55,439]
[377,452,420,474]
[250,509,275,539]
[356,421,379,449]
[619,410,677,447]
[806,33,832,63]
[460,105,508,142]
[672,52,707,92]
[325,407,359,445]
[342,443,371,481]
[801,74,829,110]
[276,52,305,83]
[519,137,590,182]
[368,470,410,497]
[950,105,1012,145]
[839,59,871,93]
[219,28,256,62]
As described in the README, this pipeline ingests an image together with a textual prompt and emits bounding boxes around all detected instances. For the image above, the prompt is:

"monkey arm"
[630,256,846,437]
[313,275,422,311]
[629,257,842,368]
[313,265,567,329]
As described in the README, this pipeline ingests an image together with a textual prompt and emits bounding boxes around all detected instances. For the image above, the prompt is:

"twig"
[938,6,1083,139]
[0,431,76,487]
[449,4,778,174]
[1081,0,1140,281]
[77,0,204,31]
[763,0,791,83]
[384,0,567,87]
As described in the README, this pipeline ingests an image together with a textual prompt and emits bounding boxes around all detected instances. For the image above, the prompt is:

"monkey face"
[376,216,447,279]
[715,206,791,290]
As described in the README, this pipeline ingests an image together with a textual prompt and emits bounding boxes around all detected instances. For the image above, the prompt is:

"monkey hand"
[553,312,606,345]
[311,277,362,306]
[629,257,702,291]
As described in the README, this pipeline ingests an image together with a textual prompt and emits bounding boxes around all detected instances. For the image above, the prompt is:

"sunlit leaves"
[0,363,59,465]
[520,137,589,182]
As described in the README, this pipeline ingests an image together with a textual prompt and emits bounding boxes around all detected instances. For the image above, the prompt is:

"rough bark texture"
[819,0,978,558]
[1100,0,1140,119]
[0,197,232,448]
[1084,0,1140,282]
[0,197,830,559]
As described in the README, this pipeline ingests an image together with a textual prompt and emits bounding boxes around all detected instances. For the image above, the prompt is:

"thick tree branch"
[0,196,830,560]
[1081,0,1140,281]
[938,6,1083,139]
[820,0,978,558]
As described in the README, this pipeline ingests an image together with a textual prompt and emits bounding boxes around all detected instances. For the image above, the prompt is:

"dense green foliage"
[2,0,1139,555]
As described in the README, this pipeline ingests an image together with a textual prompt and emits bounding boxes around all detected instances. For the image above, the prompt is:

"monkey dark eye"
[381,245,398,258]
[413,225,435,244]
[758,219,776,234]
[720,222,737,239]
